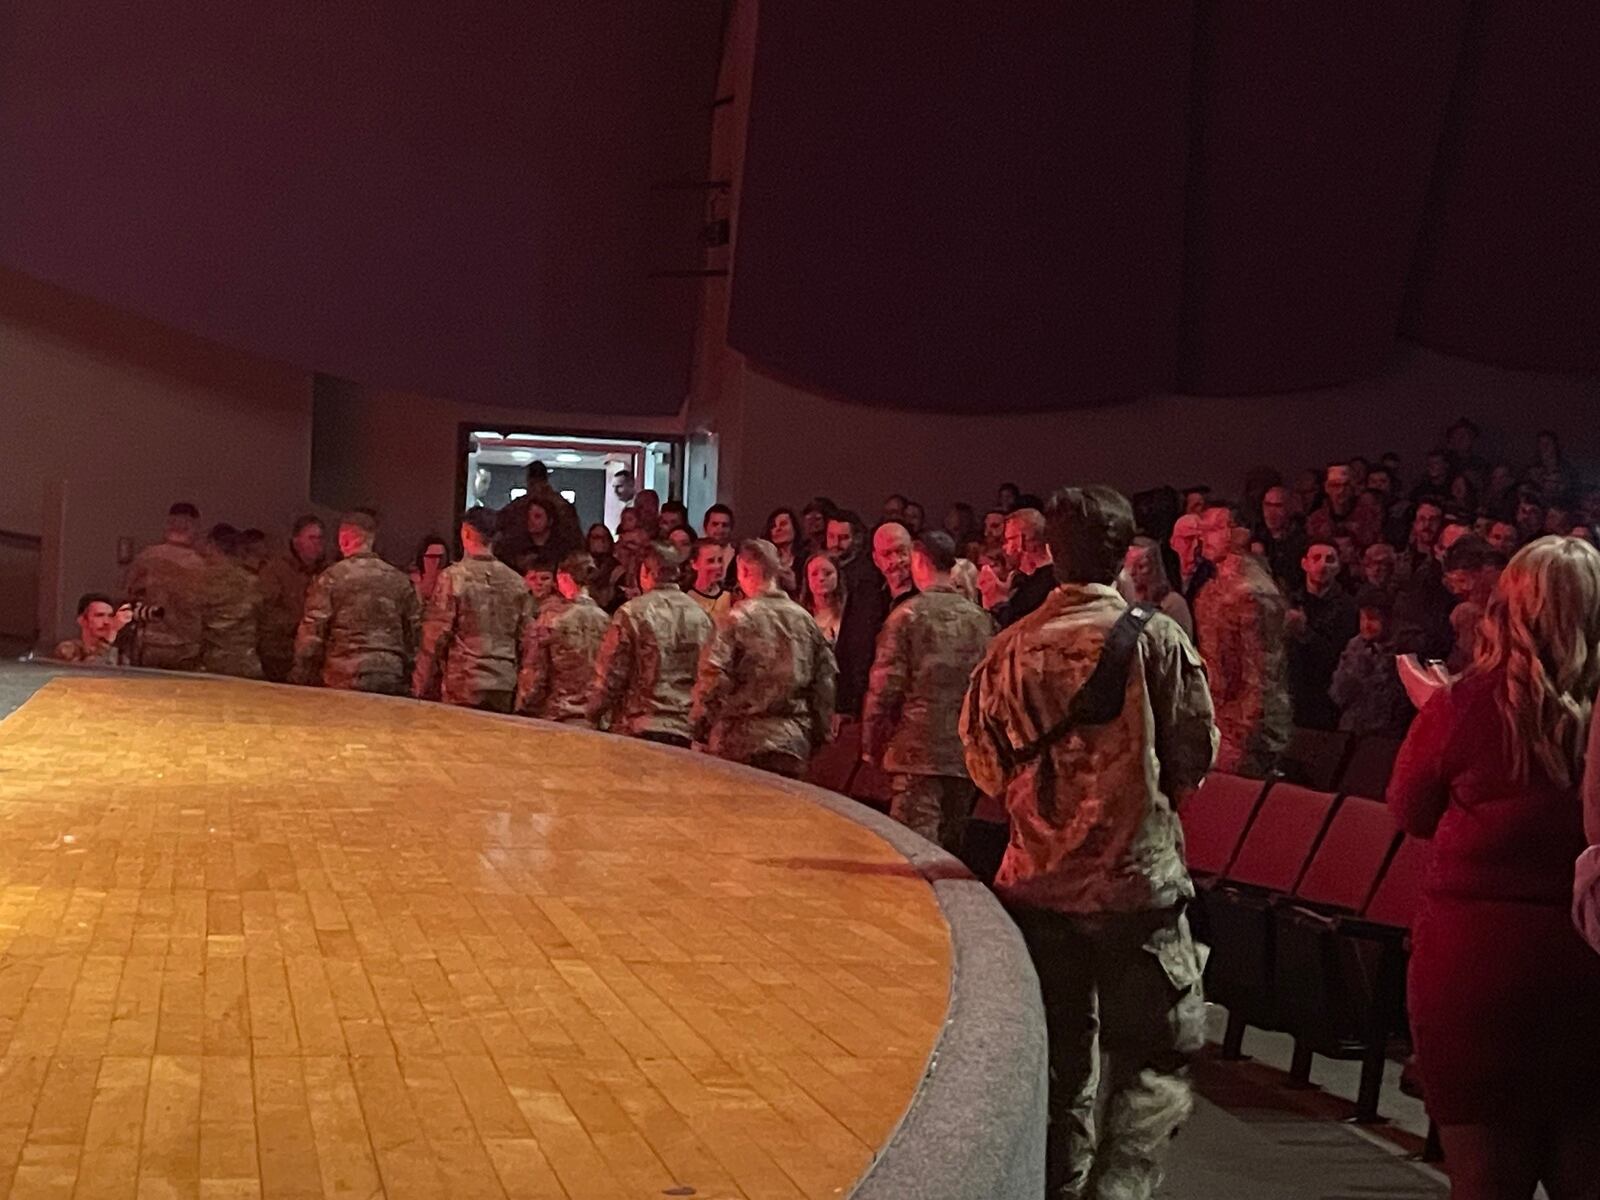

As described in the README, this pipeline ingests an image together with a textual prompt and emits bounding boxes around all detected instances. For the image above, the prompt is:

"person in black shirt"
[826,513,888,718]
[978,508,1055,628]
[1286,539,1358,730]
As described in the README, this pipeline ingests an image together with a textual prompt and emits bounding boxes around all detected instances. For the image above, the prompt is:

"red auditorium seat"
[1179,773,1268,878]
[1272,827,1427,1121]
[1338,735,1404,800]
[1363,835,1431,929]
[1292,796,1401,914]
[1224,783,1339,893]
[1279,727,1353,792]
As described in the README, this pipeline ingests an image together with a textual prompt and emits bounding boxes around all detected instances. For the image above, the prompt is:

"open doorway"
[460,427,683,535]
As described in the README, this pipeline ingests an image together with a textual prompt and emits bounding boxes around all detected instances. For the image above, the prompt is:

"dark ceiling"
[731,0,1600,412]
[0,2,725,414]
[2,3,1592,419]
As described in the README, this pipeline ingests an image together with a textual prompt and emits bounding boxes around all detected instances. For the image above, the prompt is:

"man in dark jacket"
[827,512,888,718]
[1286,539,1358,729]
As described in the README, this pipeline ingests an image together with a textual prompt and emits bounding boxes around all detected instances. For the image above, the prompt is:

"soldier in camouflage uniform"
[862,530,994,850]
[258,515,324,682]
[690,538,837,777]
[413,508,534,713]
[124,502,207,670]
[51,593,126,666]
[587,542,712,747]
[199,525,265,679]
[1193,503,1291,778]
[517,552,611,723]
[291,512,420,694]
[962,486,1217,1200]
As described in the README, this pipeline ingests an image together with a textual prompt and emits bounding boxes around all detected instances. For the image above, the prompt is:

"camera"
[121,602,165,623]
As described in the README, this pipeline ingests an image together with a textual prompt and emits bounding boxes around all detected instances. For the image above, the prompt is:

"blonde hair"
[1471,535,1600,788]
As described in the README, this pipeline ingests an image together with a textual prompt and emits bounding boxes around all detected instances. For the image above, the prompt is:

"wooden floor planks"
[0,676,951,1199]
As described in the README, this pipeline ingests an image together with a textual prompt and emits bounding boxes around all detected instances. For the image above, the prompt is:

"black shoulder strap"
[1002,602,1158,768]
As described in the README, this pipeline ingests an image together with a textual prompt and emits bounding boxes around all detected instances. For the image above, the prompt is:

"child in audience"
[1329,588,1409,736]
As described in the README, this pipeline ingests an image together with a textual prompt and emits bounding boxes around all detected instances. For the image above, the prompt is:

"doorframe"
[454,423,686,520]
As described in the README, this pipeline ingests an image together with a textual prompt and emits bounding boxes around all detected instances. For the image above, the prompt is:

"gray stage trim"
[748,776,1048,1200]
[0,661,62,722]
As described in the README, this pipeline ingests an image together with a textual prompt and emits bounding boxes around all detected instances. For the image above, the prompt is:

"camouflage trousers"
[888,774,976,853]
[1008,906,1208,1200]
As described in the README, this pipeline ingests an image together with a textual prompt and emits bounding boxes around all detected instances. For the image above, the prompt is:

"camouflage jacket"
[124,541,207,662]
[587,585,712,739]
[291,551,421,693]
[862,583,994,777]
[50,640,123,667]
[413,553,534,707]
[1192,556,1291,778]
[257,550,321,671]
[517,593,610,723]
[200,557,264,679]
[689,589,837,763]
[962,583,1217,914]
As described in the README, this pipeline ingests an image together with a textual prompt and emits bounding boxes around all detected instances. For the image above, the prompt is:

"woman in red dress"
[1389,536,1600,1199]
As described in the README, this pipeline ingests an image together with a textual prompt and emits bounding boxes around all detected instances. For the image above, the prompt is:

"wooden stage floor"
[0,673,952,1199]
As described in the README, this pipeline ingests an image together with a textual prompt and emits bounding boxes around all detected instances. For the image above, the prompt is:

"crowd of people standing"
[45,419,1600,1200]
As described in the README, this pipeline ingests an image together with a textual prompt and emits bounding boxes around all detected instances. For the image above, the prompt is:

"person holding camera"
[50,593,129,666]
[123,502,207,670]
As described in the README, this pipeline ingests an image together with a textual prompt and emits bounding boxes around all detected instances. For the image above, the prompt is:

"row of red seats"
[1182,743,1428,1124]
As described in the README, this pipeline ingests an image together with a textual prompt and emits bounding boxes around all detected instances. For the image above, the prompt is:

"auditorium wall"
[0,267,313,644]
[730,345,1600,528]
[309,382,683,567]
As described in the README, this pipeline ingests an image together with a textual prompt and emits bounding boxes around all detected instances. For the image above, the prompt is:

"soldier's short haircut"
[1303,536,1340,556]
[291,514,322,536]
[208,523,239,553]
[1045,486,1136,585]
[639,541,683,576]
[168,502,200,519]
[76,592,114,617]
[519,553,557,576]
[558,552,596,587]
[913,530,958,573]
[736,538,782,580]
[460,507,497,542]
[341,511,379,538]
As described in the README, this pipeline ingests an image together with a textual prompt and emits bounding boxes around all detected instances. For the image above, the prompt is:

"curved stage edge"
[0,662,1044,1199]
